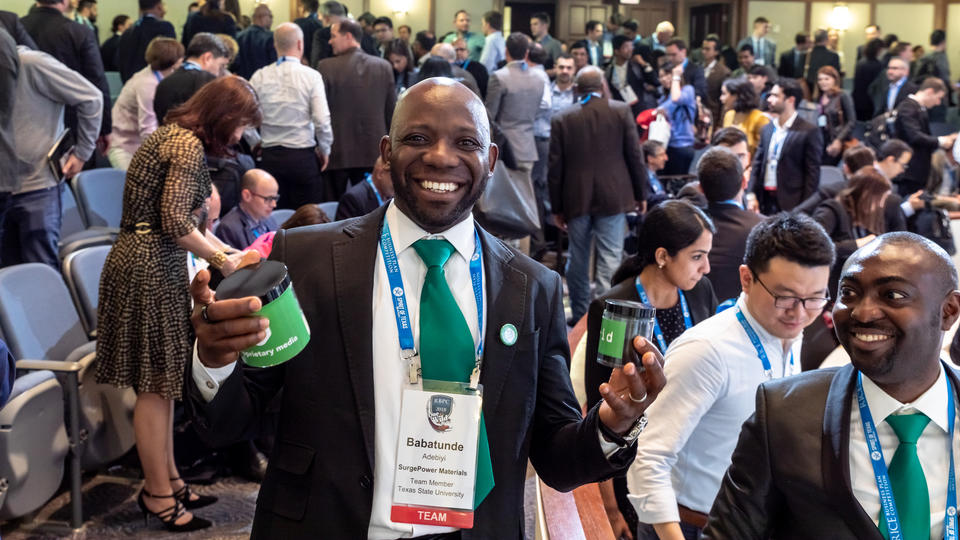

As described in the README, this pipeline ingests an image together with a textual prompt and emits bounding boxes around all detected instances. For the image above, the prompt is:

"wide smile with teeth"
[854,333,892,343]
[419,180,460,193]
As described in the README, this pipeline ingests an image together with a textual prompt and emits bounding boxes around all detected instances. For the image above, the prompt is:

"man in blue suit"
[116,0,176,82]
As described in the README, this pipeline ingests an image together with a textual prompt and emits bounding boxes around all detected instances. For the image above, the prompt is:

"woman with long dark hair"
[720,77,769,155]
[815,65,856,166]
[584,200,718,538]
[181,0,237,47]
[96,77,262,532]
[386,38,417,96]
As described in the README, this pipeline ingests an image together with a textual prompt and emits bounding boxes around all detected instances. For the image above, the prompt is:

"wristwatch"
[599,414,648,446]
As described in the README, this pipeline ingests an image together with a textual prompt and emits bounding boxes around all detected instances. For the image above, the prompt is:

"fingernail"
[259,318,269,329]
[249,298,261,311]
[257,331,266,341]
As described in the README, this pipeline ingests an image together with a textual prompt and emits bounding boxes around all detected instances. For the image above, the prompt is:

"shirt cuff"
[597,425,628,458]
[901,200,916,218]
[629,490,682,525]
[191,340,237,402]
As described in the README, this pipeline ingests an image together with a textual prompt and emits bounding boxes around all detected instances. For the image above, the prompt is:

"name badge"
[817,114,828,128]
[391,381,483,529]
[764,158,779,189]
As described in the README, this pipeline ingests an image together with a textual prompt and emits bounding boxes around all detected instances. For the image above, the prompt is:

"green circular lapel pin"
[500,324,518,346]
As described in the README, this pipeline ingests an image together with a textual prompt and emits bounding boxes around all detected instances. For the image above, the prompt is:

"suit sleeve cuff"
[597,426,628,458]
[191,341,237,402]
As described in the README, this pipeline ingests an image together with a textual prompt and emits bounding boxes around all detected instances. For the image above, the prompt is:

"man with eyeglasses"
[626,213,835,540]
[215,169,280,250]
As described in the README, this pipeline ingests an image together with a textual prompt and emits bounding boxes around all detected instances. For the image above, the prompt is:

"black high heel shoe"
[137,488,212,532]
[170,477,218,510]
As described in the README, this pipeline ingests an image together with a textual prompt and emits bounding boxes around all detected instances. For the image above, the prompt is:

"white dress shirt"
[850,364,958,539]
[249,56,333,155]
[627,295,802,523]
[763,111,798,189]
[109,66,162,157]
[480,31,505,73]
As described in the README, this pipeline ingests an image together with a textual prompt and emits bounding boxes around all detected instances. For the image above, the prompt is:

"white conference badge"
[391,380,483,528]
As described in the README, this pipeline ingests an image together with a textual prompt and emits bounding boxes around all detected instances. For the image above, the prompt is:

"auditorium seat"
[59,185,115,261]
[318,201,338,221]
[105,71,122,103]
[62,245,111,338]
[70,168,125,230]
[271,208,295,225]
[0,263,135,471]
[820,165,845,188]
[0,370,69,520]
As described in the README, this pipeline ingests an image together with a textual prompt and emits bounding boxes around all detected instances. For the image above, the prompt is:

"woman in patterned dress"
[96,76,261,532]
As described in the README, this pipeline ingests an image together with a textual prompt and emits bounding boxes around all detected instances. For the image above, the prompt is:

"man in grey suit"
[317,19,395,201]
[737,17,776,68]
[549,67,645,322]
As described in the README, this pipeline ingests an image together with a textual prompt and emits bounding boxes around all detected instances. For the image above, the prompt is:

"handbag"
[908,198,956,255]
[647,111,671,147]
[473,161,541,239]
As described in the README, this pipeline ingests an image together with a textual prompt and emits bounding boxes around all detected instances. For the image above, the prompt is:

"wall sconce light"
[829,3,851,31]
[391,0,409,16]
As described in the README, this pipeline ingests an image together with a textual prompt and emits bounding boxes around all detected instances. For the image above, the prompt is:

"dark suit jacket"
[234,25,276,80]
[460,58,489,100]
[115,15,177,82]
[894,97,940,194]
[21,6,111,135]
[181,10,236,47]
[293,14,322,66]
[604,60,659,117]
[584,276,717,409]
[750,116,823,211]
[852,58,883,120]
[704,202,764,303]
[683,60,708,102]
[548,97,646,220]
[705,363,960,539]
[153,66,216,124]
[778,48,806,79]
[317,48,395,171]
[0,10,37,48]
[335,178,385,221]
[871,77,918,116]
[185,206,635,538]
[805,45,840,88]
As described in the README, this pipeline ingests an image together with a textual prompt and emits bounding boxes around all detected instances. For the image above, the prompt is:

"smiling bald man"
[185,78,665,538]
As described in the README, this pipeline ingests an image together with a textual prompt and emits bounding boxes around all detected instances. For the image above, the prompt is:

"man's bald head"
[390,77,490,146]
[849,232,959,293]
[240,168,276,192]
[430,42,456,63]
[575,66,604,94]
[274,22,303,56]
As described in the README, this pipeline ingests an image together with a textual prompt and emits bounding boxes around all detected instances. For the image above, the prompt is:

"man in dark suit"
[293,0,321,65]
[804,29,841,90]
[317,19,395,200]
[665,38,707,101]
[706,232,960,540]
[187,77,664,538]
[737,17,776,68]
[153,33,229,123]
[0,28,17,238]
[335,157,392,221]
[892,78,957,196]
[0,10,37,48]
[605,35,658,118]
[751,79,822,214]
[115,0,176,82]
[701,34,730,125]
[855,24,881,63]
[870,56,917,117]
[233,4,276,79]
[310,1,377,67]
[778,32,810,79]
[549,67,646,321]
[22,0,112,146]
[698,134,764,303]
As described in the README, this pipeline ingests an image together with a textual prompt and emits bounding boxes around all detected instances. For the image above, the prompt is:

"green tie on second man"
[412,238,494,508]
[879,413,931,540]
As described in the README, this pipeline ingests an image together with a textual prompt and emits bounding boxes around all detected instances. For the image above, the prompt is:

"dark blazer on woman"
[181,10,236,47]
[818,91,855,165]
[584,276,717,409]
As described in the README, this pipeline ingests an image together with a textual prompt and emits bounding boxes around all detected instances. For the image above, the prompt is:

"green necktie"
[879,413,931,540]
[412,238,494,508]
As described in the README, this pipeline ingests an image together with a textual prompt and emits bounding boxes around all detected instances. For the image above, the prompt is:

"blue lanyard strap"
[365,174,383,205]
[153,70,162,82]
[735,307,793,379]
[379,219,485,364]
[580,91,601,105]
[182,61,202,71]
[857,371,957,540]
[634,278,692,353]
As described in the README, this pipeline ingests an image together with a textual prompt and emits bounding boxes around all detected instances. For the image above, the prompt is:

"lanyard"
[634,277,692,353]
[719,198,743,209]
[379,219,484,387]
[857,372,957,540]
[182,61,202,71]
[581,91,601,105]
[276,56,295,65]
[365,174,383,205]
[462,59,470,70]
[153,70,162,82]
[735,307,794,379]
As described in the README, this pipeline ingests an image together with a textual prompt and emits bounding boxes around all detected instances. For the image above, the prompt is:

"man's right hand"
[190,269,268,368]
[553,213,567,232]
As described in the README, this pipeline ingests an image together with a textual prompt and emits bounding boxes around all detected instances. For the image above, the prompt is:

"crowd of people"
[3,0,960,538]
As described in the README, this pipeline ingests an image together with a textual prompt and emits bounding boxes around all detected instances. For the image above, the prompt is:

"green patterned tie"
[412,238,494,508]
[879,413,931,540]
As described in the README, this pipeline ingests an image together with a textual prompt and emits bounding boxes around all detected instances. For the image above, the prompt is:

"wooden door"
[622,1,673,37]
[559,1,609,42]
[689,3,731,45]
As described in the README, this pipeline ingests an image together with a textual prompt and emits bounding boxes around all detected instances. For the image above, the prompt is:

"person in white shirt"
[108,37,183,171]
[479,10,505,73]
[707,232,960,540]
[628,212,835,540]
[249,22,332,209]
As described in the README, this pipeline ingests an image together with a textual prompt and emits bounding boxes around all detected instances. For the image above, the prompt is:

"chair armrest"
[16,359,83,373]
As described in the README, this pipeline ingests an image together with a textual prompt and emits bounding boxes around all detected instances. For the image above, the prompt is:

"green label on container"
[597,317,627,359]
[241,285,311,368]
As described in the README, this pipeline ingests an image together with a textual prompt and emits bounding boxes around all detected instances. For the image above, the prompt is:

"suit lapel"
[332,205,389,471]
[476,226,525,418]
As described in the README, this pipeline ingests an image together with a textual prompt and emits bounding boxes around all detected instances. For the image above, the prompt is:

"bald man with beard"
[186,77,665,538]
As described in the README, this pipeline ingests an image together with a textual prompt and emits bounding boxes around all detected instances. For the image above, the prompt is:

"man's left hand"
[316,148,329,172]
[598,336,666,435]
[62,154,85,179]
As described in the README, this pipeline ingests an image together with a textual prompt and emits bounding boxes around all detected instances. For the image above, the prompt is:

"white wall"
[810,2,869,75]
[875,3,935,51]
[747,1,805,60]
[949,5,960,91]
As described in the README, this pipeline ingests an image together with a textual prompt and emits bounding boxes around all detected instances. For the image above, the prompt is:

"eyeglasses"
[252,192,280,203]
[751,271,830,310]
[455,47,468,52]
